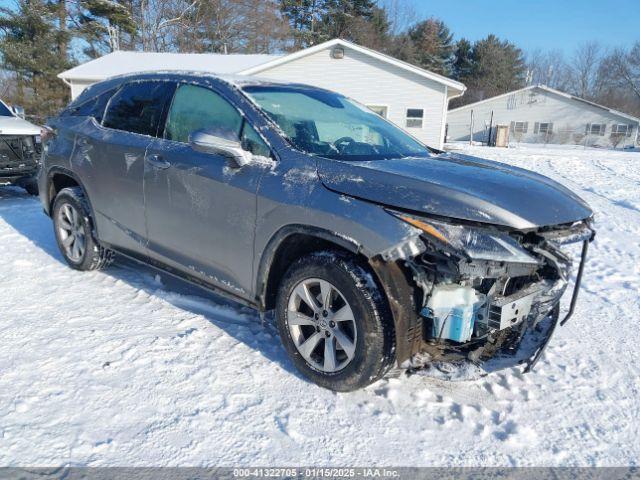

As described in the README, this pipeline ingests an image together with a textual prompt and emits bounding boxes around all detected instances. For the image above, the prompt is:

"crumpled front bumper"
[523,237,592,373]
[392,222,595,375]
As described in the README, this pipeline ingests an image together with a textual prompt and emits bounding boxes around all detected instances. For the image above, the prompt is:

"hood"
[0,116,41,136]
[317,152,592,230]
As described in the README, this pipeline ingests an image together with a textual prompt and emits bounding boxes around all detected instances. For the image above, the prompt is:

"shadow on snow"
[0,186,304,382]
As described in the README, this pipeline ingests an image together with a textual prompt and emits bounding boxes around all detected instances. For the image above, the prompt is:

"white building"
[447,84,639,148]
[57,39,466,148]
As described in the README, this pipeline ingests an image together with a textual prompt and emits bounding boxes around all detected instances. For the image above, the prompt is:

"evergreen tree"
[386,32,415,63]
[317,0,376,43]
[280,0,324,49]
[452,38,473,81]
[280,0,377,49]
[407,18,454,75]
[76,0,137,56]
[0,0,73,120]
[467,34,526,101]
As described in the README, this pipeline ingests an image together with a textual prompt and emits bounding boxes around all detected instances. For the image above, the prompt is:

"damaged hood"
[0,116,41,136]
[317,152,592,230]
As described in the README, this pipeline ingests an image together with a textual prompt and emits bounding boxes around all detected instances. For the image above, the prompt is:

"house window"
[513,121,528,133]
[367,105,388,118]
[611,124,633,137]
[586,123,606,136]
[406,109,424,128]
[537,122,552,134]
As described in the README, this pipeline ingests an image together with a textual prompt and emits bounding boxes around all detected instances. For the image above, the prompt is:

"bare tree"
[378,0,416,36]
[237,0,290,53]
[526,49,570,90]
[603,42,640,102]
[567,42,606,100]
[169,0,289,53]
[112,0,289,53]
[144,0,201,52]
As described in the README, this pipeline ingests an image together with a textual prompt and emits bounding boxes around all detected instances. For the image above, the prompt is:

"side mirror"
[12,105,26,119]
[189,129,250,168]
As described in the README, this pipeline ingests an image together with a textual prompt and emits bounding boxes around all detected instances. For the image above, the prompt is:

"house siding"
[70,80,95,100]
[256,46,448,148]
[447,87,639,148]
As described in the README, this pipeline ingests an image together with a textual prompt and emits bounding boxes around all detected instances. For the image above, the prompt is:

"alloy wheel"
[287,278,357,373]
[57,203,86,262]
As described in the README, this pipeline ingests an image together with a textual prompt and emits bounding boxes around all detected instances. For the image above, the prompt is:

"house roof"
[449,84,639,123]
[58,51,283,81]
[58,39,466,94]
[240,38,466,94]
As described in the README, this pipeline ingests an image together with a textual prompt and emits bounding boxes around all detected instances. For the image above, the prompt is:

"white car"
[0,99,41,195]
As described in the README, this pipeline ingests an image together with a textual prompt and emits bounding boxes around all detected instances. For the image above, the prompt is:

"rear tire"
[275,251,395,391]
[52,187,113,271]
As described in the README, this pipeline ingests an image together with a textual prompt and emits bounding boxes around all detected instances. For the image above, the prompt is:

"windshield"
[243,85,431,161]
[0,101,14,117]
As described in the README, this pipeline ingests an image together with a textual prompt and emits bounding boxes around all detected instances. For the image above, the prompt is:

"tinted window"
[164,84,242,143]
[66,88,116,122]
[103,81,176,137]
[0,101,13,117]
[241,122,271,158]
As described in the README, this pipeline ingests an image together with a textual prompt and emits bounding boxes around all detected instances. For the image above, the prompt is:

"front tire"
[52,187,113,271]
[276,252,395,391]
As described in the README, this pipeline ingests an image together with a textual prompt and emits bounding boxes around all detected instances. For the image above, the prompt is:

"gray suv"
[39,72,594,391]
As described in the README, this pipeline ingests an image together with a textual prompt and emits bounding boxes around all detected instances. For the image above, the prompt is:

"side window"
[241,122,271,158]
[164,84,242,143]
[103,81,176,137]
[67,88,116,122]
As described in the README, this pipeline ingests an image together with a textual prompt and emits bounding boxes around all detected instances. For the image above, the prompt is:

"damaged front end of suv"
[381,213,595,375]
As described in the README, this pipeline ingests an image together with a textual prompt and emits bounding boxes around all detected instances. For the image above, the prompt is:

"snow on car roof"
[58,51,284,81]
[92,70,307,89]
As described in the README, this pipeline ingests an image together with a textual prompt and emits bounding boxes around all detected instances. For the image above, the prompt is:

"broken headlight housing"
[392,213,540,265]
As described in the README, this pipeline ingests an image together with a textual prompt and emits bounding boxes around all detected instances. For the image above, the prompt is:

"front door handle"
[146,154,171,169]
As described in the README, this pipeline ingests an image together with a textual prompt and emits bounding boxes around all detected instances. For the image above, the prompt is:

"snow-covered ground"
[1,145,639,467]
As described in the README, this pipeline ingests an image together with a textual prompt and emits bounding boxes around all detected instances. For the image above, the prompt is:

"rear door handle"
[146,154,171,169]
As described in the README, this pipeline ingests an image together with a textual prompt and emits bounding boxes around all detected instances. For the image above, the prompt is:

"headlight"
[393,213,540,265]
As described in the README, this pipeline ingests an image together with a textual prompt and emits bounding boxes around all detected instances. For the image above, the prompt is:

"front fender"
[254,155,426,362]
[253,152,421,266]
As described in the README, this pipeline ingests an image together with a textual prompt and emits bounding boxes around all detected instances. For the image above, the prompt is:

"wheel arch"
[257,225,367,312]
[257,224,423,366]
[46,167,90,216]
[45,167,104,241]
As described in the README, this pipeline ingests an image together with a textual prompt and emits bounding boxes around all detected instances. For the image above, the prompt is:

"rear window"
[103,81,176,137]
[64,88,116,122]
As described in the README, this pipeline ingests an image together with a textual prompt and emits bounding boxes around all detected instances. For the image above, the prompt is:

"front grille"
[0,135,37,174]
